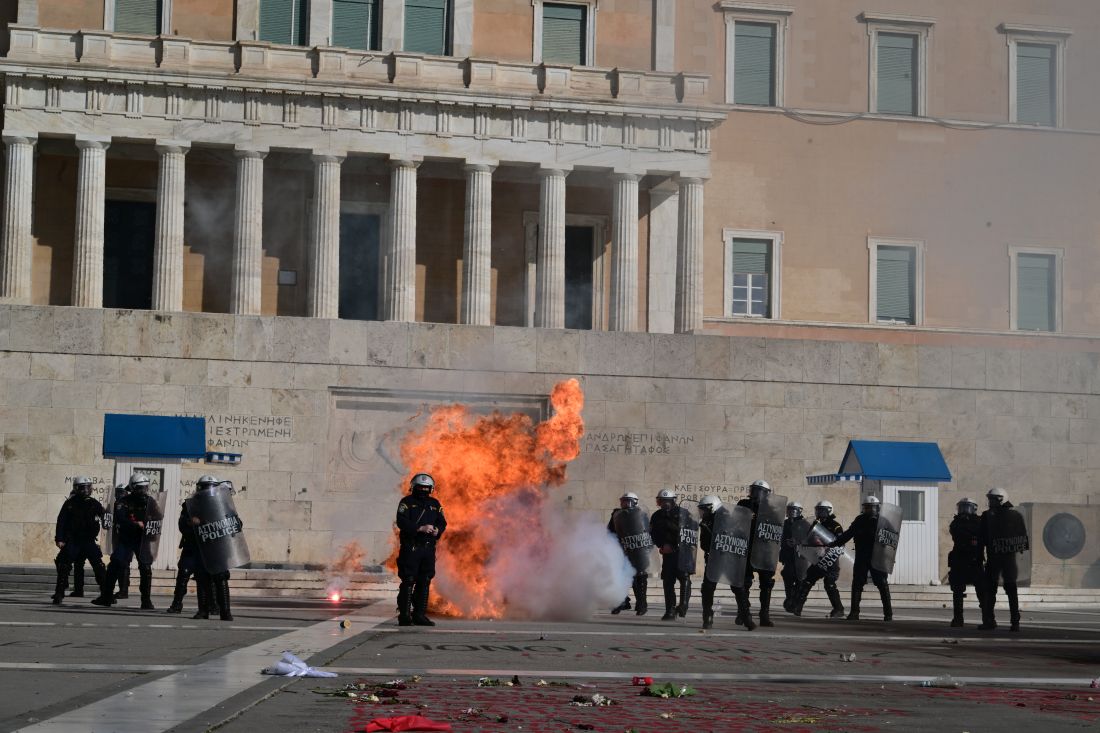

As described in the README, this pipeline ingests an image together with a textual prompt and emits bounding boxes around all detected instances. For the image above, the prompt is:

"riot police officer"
[698,495,755,631]
[187,477,238,621]
[650,488,695,620]
[789,500,845,618]
[396,473,447,626]
[608,492,648,615]
[948,497,992,629]
[779,502,808,610]
[737,480,777,627]
[105,483,133,599]
[981,487,1029,632]
[830,496,892,621]
[92,473,162,610]
[168,475,220,614]
[51,477,107,605]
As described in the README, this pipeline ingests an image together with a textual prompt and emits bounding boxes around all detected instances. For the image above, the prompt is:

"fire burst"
[392,378,585,619]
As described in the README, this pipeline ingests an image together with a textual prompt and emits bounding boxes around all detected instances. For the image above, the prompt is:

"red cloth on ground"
[363,715,453,732]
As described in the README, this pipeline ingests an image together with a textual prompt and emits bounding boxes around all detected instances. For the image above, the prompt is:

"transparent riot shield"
[988,507,1030,556]
[790,519,813,580]
[613,506,653,573]
[677,507,700,575]
[137,490,168,566]
[802,523,851,575]
[871,503,903,575]
[186,485,250,575]
[749,492,787,572]
[705,505,753,588]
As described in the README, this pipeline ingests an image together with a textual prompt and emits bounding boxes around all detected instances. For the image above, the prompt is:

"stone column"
[674,176,704,333]
[647,182,679,334]
[384,157,419,322]
[460,162,494,326]
[0,133,37,303]
[231,146,267,316]
[151,141,189,312]
[609,172,640,331]
[307,153,344,319]
[72,136,110,308]
[535,167,568,329]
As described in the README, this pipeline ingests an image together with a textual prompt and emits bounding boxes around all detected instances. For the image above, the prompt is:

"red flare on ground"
[388,378,585,618]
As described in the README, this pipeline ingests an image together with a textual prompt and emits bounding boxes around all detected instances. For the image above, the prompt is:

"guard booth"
[807,440,952,585]
[102,414,207,570]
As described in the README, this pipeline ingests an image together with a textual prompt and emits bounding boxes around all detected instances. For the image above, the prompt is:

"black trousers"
[802,561,840,592]
[779,561,799,601]
[852,556,889,591]
[397,543,436,616]
[986,553,1020,620]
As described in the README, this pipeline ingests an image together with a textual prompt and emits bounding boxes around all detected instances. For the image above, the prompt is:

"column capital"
[234,145,269,159]
[2,132,37,146]
[155,140,191,155]
[611,170,643,183]
[311,152,347,164]
[537,165,571,179]
[74,135,111,151]
[462,161,498,173]
[389,156,423,169]
[675,174,708,186]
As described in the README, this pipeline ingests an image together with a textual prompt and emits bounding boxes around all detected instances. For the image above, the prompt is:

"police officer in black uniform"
[981,487,1028,632]
[187,478,237,621]
[51,477,107,605]
[698,495,755,631]
[608,491,648,615]
[830,495,892,621]
[779,501,808,611]
[788,500,845,618]
[105,483,133,599]
[649,488,691,620]
[948,496,992,629]
[737,480,777,627]
[167,475,221,614]
[396,473,447,626]
[92,473,162,610]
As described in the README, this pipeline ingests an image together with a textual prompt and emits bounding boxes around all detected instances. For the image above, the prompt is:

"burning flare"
[326,541,366,601]
[392,378,595,619]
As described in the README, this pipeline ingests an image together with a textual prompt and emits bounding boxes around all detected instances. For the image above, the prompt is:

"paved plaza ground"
[0,589,1098,732]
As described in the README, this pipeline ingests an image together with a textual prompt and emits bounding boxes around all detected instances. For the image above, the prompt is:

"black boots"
[91,563,119,606]
[661,578,676,620]
[397,580,414,626]
[734,589,756,631]
[70,562,85,597]
[790,580,809,617]
[412,580,434,626]
[214,575,233,621]
[1008,589,1021,632]
[51,559,70,605]
[192,575,210,619]
[825,584,845,618]
[138,565,154,610]
[879,585,893,622]
[701,583,714,629]
[758,587,774,627]
[115,566,130,599]
[611,597,631,614]
[951,593,965,628]
[676,579,691,618]
[167,568,189,614]
[633,575,648,616]
[846,586,862,620]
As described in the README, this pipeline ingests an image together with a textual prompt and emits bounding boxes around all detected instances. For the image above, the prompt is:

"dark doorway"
[564,224,594,330]
[103,200,155,310]
[339,212,381,320]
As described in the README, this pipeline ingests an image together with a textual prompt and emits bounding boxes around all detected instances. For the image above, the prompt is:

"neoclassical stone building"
[0,0,1099,587]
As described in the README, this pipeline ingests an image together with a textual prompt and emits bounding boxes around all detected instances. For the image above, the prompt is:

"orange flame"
[326,541,366,599]
[389,378,585,618]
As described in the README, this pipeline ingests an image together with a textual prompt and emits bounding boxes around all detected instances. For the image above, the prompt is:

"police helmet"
[196,474,220,491]
[698,495,722,513]
[861,495,881,515]
[619,491,639,508]
[129,473,151,492]
[656,488,677,501]
[114,482,129,500]
[986,487,1008,507]
[957,497,978,515]
[749,480,772,499]
[72,476,93,496]
[786,501,803,519]
[814,499,834,519]
[410,473,435,494]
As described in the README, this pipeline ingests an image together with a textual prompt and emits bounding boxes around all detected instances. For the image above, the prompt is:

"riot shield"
[677,507,699,575]
[613,506,653,572]
[186,485,250,575]
[871,503,903,575]
[705,506,752,587]
[100,500,117,557]
[802,523,850,574]
[988,508,1030,556]
[137,490,167,566]
[790,519,813,580]
[749,493,787,571]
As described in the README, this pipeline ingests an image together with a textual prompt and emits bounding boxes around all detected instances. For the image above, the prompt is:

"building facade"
[0,0,1098,586]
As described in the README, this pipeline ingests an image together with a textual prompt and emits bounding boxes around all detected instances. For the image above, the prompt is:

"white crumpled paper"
[262,651,338,678]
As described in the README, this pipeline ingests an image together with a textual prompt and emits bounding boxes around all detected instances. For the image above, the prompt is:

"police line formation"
[51,474,249,620]
[53,472,1029,633]
[608,481,1031,632]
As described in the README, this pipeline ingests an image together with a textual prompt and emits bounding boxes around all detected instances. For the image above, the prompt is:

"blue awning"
[103,414,207,460]
[806,440,952,485]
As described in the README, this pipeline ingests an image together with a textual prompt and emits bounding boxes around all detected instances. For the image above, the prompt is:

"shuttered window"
[1017,253,1056,331]
[730,238,771,317]
[876,32,918,115]
[734,21,777,106]
[260,0,309,46]
[405,0,450,55]
[333,0,379,51]
[876,246,915,324]
[114,0,161,35]
[1017,43,1056,126]
[542,3,586,66]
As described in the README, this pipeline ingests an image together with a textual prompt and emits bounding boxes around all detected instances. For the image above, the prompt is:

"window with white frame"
[724,229,782,319]
[1011,247,1062,332]
[1002,25,1070,128]
[720,3,790,106]
[868,237,923,326]
[332,0,381,51]
[260,0,310,45]
[533,0,595,66]
[405,0,453,55]
[862,14,933,117]
[108,0,166,35]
